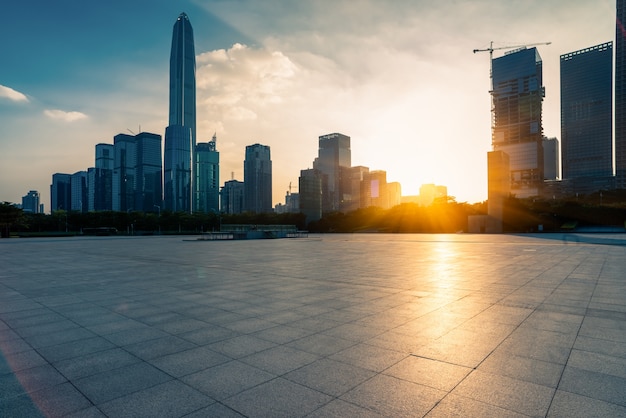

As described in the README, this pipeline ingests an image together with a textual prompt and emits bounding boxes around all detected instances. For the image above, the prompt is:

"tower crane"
[473,41,551,90]
[473,41,551,137]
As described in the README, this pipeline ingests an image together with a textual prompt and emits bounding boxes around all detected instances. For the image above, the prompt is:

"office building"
[491,47,545,198]
[347,166,370,212]
[418,184,448,207]
[561,43,613,188]
[244,144,272,213]
[313,133,351,212]
[487,151,511,233]
[542,137,560,181]
[21,190,40,214]
[50,173,71,212]
[220,179,244,214]
[71,171,88,213]
[112,134,136,212]
[617,0,626,189]
[134,132,162,212]
[299,168,324,223]
[195,135,220,213]
[165,12,196,212]
[89,144,114,211]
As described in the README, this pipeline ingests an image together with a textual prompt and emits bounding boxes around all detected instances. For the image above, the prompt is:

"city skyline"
[0,1,615,210]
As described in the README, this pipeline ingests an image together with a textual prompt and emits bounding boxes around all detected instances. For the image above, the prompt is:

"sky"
[0,0,616,211]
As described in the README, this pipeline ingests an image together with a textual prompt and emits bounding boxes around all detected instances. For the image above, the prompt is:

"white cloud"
[43,109,88,122]
[0,84,29,102]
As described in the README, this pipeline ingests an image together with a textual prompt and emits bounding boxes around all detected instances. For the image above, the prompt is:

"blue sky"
[0,0,615,210]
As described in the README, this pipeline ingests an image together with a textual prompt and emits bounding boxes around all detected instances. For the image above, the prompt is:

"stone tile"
[240,345,319,375]
[329,343,406,372]
[22,327,97,349]
[184,402,246,417]
[341,374,446,417]
[98,380,214,417]
[72,361,172,405]
[0,349,47,373]
[426,393,528,418]
[452,370,555,417]
[305,398,386,418]
[223,377,332,418]
[0,393,45,418]
[285,333,357,356]
[0,364,66,398]
[54,347,141,380]
[558,366,626,407]
[208,334,277,358]
[150,346,230,377]
[478,350,564,387]
[103,326,169,346]
[547,390,626,417]
[124,335,196,360]
[182,360,275,400]
[284,358,376,396]
[26,382,93,417]
[251,324,314,344]
[567,348,626,379]
[36,336,117,363]
[178,324,239,345]
[384,355,473,392]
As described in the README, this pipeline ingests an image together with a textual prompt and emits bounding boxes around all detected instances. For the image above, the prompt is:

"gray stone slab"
[72,361,172,405]
[182,360,275,400]
[384,355,473,392]
[329,342,407,373]
[558,366,626,407]
[547,390,626,417]
[240,345,320,376]
[223,377,333,418]
[54,347,141,380]
[98,380,214,417]
[150,346,230,377]
[284,358,377,396]
[341,374,446,417]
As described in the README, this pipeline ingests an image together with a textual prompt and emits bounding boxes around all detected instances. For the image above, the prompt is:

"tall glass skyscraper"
[491,47,545,198]
[164,12,196,212]
[561,43,613,186]
[312,133,351,211]
[244,144,272,213]
[195,135,220,213]
[616,0,626,189]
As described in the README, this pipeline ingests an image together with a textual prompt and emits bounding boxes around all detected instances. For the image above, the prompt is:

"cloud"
[0,84,29,102]
[43,109,88,122]
[196,43,297,124]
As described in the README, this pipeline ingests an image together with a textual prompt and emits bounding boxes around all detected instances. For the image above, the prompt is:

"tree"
[0,202,27,238]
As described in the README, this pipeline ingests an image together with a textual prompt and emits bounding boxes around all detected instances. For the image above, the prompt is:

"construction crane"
[473,41,551,89]
[474,41,551,137]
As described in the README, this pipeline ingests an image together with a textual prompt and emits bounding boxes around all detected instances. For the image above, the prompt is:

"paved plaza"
[1,233,625,417]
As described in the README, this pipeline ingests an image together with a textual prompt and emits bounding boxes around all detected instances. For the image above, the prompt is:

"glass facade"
[244,144,272,213]
[220,180,244,214]
[113,134,136,212]
[616,0,626,189]
[491,47,544,198]
[561,43,613,181]
[195,138,220,213]
[51,173,71,212]
[166,12,196,212]
[312,133,351,211]
[164,125,192,212]
[135,132,163,212]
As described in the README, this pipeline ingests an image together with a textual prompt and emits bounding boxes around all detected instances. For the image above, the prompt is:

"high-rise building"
[50,173,71,212]
[220,179,244,214]
[165,12,196,212]
[71,171,88,213]
[487,151,511,233]
[299,168,324,223]
[312,133,351,212]
[21,190,40,214]
[542,137,560,181]
[195,135,220,213]
[616,0,626,189]
[347,166,370,211]
[491,47,545,198]
[561,43,613,188]
[89,143,114,211]
[112,134,136,212]
[135,132,162,212]
[244,144,272,213]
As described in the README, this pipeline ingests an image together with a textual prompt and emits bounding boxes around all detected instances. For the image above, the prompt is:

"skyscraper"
[220,179,244,214]
[71,171,88,213]
[135,132,163,212]
[89,143,114,211]
[616,0,626,189]
[312,133,351,211]
[244,144,272,213]
[112,134,136,212]
[50,173,71,212]
[491,47,545,198]
[560,43,613,190]
[195,135,220,213]
[21,190,40,214]
[164,12,196,212]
